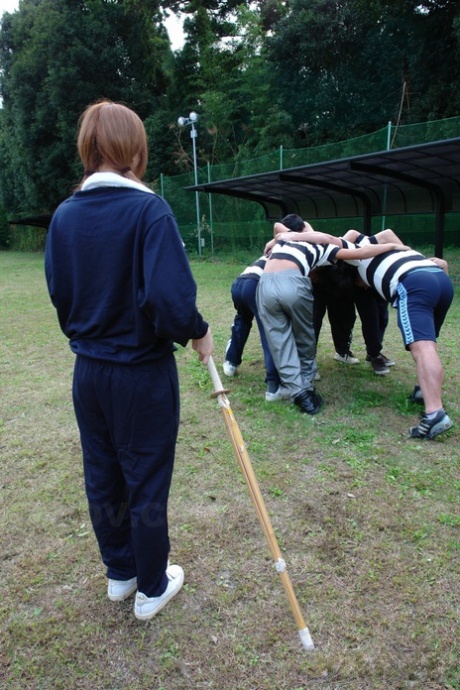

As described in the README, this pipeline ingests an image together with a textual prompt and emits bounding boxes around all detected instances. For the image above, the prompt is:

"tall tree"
[0,0,169,213]
[264,0,460,144]
[164,0,291,170]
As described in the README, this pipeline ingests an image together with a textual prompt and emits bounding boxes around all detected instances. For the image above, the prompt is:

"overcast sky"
[0,1,185,50]
[1,0,18,13]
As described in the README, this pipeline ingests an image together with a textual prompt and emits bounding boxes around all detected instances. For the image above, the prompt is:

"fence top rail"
[163,115,460,186]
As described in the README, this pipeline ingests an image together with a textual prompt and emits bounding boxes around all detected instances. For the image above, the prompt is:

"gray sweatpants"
[256,270,317,398]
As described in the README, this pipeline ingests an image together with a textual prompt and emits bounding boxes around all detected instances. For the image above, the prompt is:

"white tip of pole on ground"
[298,627,315,651]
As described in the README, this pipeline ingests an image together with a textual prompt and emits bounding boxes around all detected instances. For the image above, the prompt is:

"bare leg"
[408,340,443,413]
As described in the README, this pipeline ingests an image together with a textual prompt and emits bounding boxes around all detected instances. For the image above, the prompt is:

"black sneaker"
[381,353,395,367]
[366,352,395,367]
[409,410,453,440]
[408,385,424,404]
[294,389,323,415]
[368,354,390,376]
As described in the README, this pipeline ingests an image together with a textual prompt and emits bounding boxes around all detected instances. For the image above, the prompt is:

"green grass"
[1,250,459,690]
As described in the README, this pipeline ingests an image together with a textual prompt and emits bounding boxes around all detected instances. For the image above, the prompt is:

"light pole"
[178,111,202,255]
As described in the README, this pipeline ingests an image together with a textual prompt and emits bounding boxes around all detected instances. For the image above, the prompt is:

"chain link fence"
[6,116,460,252]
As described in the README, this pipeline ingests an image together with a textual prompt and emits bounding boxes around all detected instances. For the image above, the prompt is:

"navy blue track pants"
[227,275,281,387]
[72,354,179,598]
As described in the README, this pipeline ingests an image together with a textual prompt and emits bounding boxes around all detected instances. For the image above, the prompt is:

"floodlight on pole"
[178,112,202,255]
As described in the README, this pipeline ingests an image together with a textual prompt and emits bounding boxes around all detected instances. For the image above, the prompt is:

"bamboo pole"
[207,356,314,651]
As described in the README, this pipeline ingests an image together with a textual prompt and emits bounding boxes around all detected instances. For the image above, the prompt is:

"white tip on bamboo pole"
[299,627,315,651]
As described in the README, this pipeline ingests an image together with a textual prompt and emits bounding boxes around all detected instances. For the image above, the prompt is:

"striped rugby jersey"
[267,240,344,276]
[351,233,442,302]
[240,255,267,278]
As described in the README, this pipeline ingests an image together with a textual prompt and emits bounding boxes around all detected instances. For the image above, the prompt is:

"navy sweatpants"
[226,275,281,387]
[72,354,179,598]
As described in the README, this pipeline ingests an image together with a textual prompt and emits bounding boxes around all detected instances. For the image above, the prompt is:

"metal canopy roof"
[189,137,460,257]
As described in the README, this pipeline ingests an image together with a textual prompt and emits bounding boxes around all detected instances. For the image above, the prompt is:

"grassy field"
[1,250,459,690]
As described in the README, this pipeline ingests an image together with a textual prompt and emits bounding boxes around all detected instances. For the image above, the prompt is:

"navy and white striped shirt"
[240,255,267,279]
[352,233,442,302]
[267,239,344,276]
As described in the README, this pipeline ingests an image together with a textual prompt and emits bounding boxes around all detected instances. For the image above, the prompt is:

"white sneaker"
[265,386,291,402]
[223,361,238,377]
[107,576,137,601]
[134,564,184,621]
[334,351,360,365]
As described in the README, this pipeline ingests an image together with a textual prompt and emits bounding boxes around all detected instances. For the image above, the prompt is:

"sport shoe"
[134,564,184,621]
[369,354,390,376]
[265,386,291,402]
[294,389,323,415]
[108,576,137,602]
[334,351,360,365]
[223,361,238,377]
[381,353,395,367]
[366,352,395,367]
[409,410,453,440]
[408,384,424,404]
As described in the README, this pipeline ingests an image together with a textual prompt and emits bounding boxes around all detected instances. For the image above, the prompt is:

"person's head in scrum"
[279,213,306,232]
[266,214,342,256]
[77,100,148,186]
[274,213,311,235]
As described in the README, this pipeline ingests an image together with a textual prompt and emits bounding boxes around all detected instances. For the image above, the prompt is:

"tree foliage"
[0,0,169,212]
[1,0,460,216]
[265,0,460,144]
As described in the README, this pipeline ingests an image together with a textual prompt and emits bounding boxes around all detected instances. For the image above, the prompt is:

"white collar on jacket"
[81,172,155,194]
